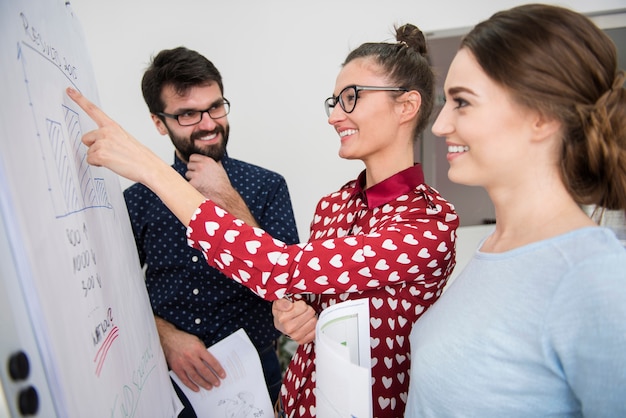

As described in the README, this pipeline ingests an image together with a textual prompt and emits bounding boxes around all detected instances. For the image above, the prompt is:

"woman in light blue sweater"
[406,4,626,417]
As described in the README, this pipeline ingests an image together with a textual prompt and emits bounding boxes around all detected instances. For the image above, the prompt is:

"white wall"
[69,0,625,238]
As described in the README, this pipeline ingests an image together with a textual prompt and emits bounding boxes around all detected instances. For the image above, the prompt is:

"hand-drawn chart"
[18,24,112,218]
[0,1,178,417]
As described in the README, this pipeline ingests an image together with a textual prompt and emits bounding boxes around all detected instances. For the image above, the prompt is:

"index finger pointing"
[66,87,114,128]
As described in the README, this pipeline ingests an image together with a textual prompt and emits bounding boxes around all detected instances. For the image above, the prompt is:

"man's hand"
[155,317,226,392]
[186,154,232,202]
[272,298,317,344]
[186,154,260,227]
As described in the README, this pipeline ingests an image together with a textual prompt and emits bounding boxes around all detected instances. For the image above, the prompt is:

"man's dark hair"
[141,46,224,115]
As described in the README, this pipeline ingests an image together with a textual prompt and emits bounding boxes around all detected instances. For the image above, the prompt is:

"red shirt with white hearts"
[187,164,458,418]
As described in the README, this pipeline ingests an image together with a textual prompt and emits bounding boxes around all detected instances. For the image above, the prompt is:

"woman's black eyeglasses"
[324,86,407,117]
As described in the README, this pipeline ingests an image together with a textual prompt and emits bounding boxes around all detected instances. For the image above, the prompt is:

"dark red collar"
[352,164,425,209]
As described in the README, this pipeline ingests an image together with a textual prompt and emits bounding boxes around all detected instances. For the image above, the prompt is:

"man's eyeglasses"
[157,99,231,126]
[324,85,408,117]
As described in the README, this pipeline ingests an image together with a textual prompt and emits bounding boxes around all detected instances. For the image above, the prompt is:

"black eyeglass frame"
[324,85,408,117]
[157,98,231,126]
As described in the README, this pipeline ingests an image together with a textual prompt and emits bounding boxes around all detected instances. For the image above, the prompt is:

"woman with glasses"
[67,23,458,418]
[405,4,626,417]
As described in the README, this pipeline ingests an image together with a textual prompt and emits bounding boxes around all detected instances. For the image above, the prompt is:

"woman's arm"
[187,198,457,300]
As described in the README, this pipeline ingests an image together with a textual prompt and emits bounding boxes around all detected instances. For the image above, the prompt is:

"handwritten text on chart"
[20,12,78,81]
[110,342,157,418]
[66,222,102,297]
[93,307,118,377]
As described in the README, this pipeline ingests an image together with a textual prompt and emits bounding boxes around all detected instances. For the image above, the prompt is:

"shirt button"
[193,288,199,295]
[195,318,201,325]
[191,256,199,262]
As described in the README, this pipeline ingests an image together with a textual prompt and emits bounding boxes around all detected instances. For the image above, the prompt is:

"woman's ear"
[399,90,422,123]
[151,113,169,136]
[531,111,562,143]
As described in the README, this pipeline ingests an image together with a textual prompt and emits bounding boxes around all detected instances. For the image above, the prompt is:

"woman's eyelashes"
[452,96,469,109]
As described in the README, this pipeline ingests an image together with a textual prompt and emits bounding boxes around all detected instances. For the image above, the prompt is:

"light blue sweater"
[406,227,626,417]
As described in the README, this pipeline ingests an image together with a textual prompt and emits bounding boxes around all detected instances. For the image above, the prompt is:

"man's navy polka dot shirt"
[123,153,299,350]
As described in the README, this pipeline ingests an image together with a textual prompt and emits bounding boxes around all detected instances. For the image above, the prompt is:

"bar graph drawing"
[18,38,112,218]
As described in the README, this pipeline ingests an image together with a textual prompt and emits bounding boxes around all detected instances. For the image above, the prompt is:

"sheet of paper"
[315,298,372,418]
[170,328,274,418]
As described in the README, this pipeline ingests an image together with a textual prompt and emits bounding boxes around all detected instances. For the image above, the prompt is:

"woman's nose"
[431,106,452,137]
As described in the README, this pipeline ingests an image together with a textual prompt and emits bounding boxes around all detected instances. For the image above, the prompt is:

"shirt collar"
[353,163,425,209]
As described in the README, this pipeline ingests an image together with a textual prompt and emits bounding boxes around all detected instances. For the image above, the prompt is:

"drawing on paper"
[217,391,265,418]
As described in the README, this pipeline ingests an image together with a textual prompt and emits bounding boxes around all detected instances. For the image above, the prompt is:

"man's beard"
[168,124,229,162]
